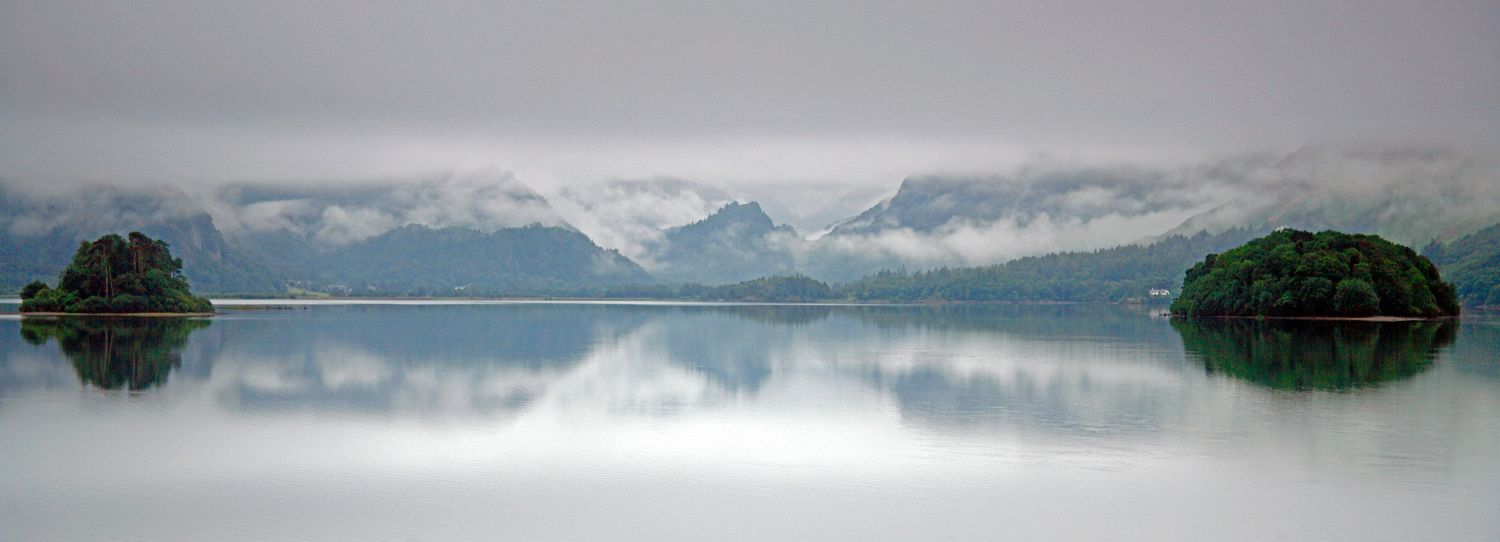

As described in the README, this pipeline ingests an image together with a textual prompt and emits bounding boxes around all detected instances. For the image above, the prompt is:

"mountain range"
[0,179,642,296]
[3,149,1497,303]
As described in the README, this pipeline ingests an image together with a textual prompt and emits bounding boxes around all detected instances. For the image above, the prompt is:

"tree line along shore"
[10,229,1464,318]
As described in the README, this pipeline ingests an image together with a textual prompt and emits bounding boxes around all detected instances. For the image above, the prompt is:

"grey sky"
[2,0,1497,204]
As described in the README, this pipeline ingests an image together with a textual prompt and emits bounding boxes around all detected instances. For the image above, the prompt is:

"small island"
[1171,229,1459,318]
[19,232,214,314]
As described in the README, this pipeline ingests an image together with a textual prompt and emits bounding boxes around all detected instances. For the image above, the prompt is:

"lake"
[1,301,1498,541]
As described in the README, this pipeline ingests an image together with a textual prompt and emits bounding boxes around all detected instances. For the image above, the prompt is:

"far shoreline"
[3,297,1493,317]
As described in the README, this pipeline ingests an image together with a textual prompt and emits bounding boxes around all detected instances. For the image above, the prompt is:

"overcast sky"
[3,0,1497,208]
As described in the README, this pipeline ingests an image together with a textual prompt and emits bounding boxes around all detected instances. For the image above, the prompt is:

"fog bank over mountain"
[548,179,736,266]
[3,1,1499,299]
[4,146,1500,293]
[6,147,1498,277]
[209,169,566,247]
[792,149,1500,278]
[4,1,1497,279]
[1162,148,1500,247]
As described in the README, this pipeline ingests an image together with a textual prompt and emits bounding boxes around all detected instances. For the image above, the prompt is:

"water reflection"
[692,304,835,325]
[1446,318,1500,380]
[0,304,1191,433]
[0,305,1469,422]
[19,317,211,391]
[205,304,652,414]
[3,303,1499,541]
[1172,318,1458,390]
[843,306,1187,436]
[844,303,1169,336]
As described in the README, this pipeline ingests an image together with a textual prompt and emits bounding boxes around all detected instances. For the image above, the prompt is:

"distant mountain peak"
[668,200,795,238]
[644,201,801,284]
[694,201,767,224]
[722,200,762,213]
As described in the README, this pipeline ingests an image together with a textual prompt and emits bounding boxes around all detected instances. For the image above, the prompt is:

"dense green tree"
[20,232,214,314]
[19,280,48,300]
[1172,229,1459,318]
[1332,279,1380,316]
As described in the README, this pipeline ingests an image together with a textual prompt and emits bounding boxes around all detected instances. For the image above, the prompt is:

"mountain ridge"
[1,181,655,295]
[644,201,801,285]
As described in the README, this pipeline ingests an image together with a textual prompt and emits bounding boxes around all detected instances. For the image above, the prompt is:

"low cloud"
[1,183,206,236]
[1164,148,1500,245]
[211,168,566,246]
[5,147,1497,278]
[819,209,1205,270]
[548,178,734,265]
[808,148,1500,277]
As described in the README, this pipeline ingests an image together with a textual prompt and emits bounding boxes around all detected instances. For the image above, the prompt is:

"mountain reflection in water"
[2,303,1498,541]
[3,304,1187,432]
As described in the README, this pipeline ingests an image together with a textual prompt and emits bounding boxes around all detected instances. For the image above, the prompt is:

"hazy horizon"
[3,1,1499,270]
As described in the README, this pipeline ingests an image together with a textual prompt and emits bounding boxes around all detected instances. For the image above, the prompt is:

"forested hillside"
[1424,222,1500,306]
[840,228,1261,302]
[306,224,651,296]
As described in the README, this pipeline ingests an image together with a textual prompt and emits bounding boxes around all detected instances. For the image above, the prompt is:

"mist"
[208,169,565,246]
[3,1,1497,194]
[2,1,1499,282]
[796,149,1500,276]
[5,147,1499,280]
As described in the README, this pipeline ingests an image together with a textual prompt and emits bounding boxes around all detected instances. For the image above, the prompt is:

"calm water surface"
[1,301,1497,541]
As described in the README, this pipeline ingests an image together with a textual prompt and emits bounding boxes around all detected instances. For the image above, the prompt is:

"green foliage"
[698,275,834,302]
[20,317,210,390]
[1424,222,1500,307]
[1172,229,1459,317]
[19,280,48,299]
[1332,279,1380,316]
[19,232,214,314]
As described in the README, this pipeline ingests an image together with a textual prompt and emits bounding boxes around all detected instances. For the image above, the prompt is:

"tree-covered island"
[19,232,214,314]
[1171,229,1459,318]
